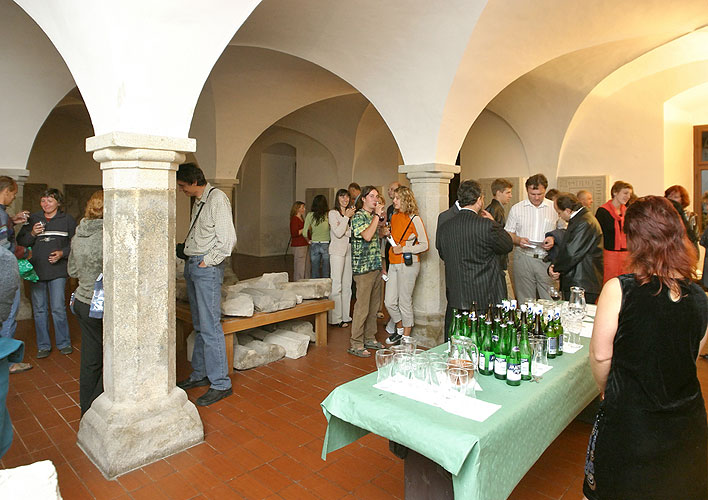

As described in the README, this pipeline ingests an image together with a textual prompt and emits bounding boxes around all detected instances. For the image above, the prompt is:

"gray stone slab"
[234,340,286,370]
[278,319,316,342]
[222,272,289,296]
[240,288,297,313]
[221,293,254,317]
[276,278,332,299]
[262,329,310,359]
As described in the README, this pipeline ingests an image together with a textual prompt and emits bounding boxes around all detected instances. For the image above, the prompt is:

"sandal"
[339,322,350,328]
[9,362,32,374]
[376,311,385,319]
[347,348,371,358]
[364,341,385,350]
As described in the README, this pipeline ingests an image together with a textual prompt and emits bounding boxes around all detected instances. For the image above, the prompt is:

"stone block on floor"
[234,340,286,370]
[276,278,332,299]
[277,319,316,342]
[0,460,62,499]
[221,292,255,317]
[262,329,310,359]
[240,288,297,313]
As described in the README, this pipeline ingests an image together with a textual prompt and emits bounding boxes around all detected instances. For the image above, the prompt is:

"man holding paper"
[504,174,559,302]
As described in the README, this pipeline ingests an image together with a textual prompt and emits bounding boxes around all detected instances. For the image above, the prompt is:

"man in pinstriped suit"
[437,180,514,315]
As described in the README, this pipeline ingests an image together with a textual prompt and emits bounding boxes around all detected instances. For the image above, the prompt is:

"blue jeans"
[183,256,231,391]
[0,288,20,339]
[310,242,330,279]
[31,278,71,351]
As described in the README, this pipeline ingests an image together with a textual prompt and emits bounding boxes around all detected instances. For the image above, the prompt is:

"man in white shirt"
[504,174,558,301]
[176,163,237,406]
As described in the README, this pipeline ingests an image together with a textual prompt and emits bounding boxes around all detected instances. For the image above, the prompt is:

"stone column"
[399,163,460,347]
[78,132,203,479]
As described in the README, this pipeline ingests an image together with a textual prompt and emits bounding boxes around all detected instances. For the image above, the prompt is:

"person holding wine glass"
[547,193,603,305]
[584,196,707,499]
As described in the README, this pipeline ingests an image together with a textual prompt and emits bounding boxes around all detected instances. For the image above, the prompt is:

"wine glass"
[375,349,394,384]
[549,286,562,302]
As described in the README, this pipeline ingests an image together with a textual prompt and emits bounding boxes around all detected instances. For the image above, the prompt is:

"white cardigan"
[328,209,351,257]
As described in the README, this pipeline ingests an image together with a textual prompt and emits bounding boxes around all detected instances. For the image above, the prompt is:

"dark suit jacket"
[436,209,513,310]
[436,201,460,241]
[485,198,508,270]
[552,207,604,295]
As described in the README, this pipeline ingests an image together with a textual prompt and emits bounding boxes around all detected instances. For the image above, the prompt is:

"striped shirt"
[504,198,558,244]
[184,183,237,267]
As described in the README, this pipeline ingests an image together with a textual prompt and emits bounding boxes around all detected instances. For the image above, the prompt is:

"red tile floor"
[3,310,708,500]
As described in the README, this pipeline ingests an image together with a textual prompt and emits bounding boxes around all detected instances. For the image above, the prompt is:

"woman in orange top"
[289,201,309,280]
[384,186,429,344]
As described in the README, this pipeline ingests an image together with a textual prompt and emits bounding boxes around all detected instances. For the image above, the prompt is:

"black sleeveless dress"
[584,274,708,500]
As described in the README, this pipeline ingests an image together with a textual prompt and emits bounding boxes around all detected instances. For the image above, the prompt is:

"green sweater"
[303,212,330,242]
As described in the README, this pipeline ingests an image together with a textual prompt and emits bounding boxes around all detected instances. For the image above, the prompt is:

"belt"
[518,247,547,259]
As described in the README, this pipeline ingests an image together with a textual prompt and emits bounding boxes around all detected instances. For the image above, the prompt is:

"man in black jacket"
[548,193,604,304]
[436,195,461,338]
[437,180,513,320]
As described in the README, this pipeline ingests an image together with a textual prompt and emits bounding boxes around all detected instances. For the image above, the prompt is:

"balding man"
[577,190,593,210]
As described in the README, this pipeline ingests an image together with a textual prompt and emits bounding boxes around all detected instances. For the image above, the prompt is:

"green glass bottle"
[449,309,459,340]
[506,322,521,386]
[554,307,563,356]
[494,322,507,380]
[519,320,532,381]
[546,311,557,359]
[479,320,494,376]
[468,310,479,347]
[460,311,470,338]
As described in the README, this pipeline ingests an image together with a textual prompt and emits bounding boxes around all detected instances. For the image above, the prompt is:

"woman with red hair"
[584,196,707,499]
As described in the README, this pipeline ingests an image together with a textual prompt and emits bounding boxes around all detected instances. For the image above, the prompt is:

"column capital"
[87,132,196,189]
[398,163,460,182]
[0,168,30,185]
[208,178,240,188]
[86,131,196,154]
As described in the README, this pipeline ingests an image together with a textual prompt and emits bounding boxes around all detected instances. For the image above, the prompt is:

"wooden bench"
[176,299,334,376]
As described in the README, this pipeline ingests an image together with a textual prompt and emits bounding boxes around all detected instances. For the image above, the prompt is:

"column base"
[411,312,444,348]
[77,388,203,479]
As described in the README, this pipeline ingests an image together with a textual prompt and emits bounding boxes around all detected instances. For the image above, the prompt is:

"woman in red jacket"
[289,201,309,280]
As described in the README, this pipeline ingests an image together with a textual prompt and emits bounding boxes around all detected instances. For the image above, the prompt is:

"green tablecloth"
[321,338,598,500]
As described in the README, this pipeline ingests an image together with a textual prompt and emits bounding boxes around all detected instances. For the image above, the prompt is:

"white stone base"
[77,389,203,479]
[411,311,445,348]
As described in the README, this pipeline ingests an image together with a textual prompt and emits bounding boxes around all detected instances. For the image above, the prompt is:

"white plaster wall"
[352,105,402,188]
[260,148,295,258]
[560,61,708,198]
[459,110,529,181]
[25,106,98,186]
[15,0,262,137]
[189,82,217,179]
[209,46,355,180]
[275,94,370,184]
[0,0,75,170]
[236,127,337,256]
[663,105,694,191]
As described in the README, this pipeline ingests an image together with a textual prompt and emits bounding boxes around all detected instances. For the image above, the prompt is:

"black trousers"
[74,299,104,415]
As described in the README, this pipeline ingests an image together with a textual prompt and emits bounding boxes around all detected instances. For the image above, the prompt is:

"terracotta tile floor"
[3,308,708,500]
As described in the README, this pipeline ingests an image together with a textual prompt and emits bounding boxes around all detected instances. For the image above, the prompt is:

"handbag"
[17,258,39,282]
[176,188,214,260]
[397,215,416,266]
[89,273,104,319]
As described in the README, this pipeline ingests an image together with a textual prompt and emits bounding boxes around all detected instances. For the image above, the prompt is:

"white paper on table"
[585,303,597,317]
[373,377,499,422]
[532,363,553,376]
[580,321,594,338]
[562,343,583,354]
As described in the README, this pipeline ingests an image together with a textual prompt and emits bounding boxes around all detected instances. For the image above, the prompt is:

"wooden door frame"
[693,125,708,229]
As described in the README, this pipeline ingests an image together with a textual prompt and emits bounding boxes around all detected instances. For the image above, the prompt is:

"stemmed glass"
[549,286,562,302]
[400,336,418,353]
[568,286,587,346]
